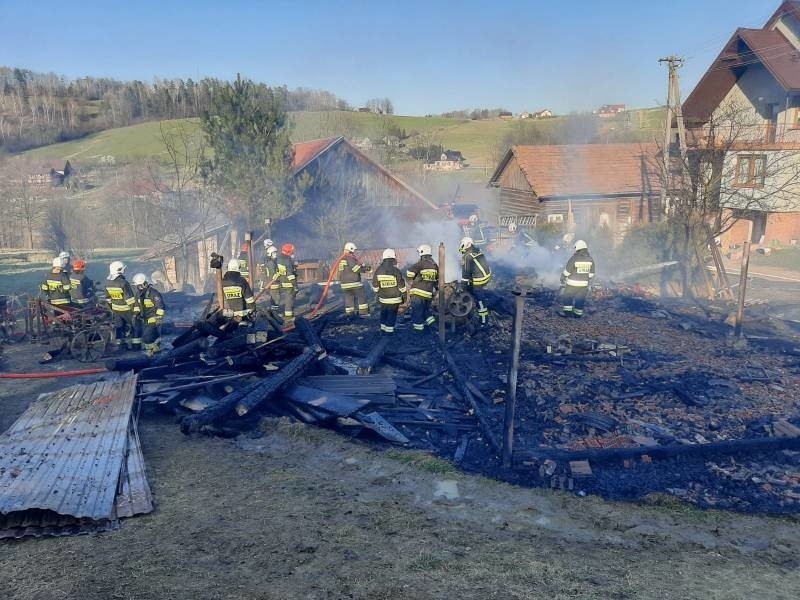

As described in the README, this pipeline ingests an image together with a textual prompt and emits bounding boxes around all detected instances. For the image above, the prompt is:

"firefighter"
[58,251,71,273]
[276,243,298,322]
[459,237,492,324]
[260,245,281,307]
[104,261,136,348]
[406,244,439,332]
[40,257,72,308]
[222,258,255,321]
[339,241,369,318]
[463,214,486,246]
[560,239,595,318]
[237,242,251,281]
[372,248,406,334]
[132,273,165,356]
[69,259,95,307]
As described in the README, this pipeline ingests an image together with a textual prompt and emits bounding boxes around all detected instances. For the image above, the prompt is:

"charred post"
[438,242,446,344]
[734,241,751,337]
[503,293,524,467]
[357,336,391,375]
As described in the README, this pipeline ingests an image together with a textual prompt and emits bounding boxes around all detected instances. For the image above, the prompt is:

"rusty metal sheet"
[0,373,138,521]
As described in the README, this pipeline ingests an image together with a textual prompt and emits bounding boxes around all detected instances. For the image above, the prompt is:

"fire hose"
[309,252,349,318]
[0,368,106,379]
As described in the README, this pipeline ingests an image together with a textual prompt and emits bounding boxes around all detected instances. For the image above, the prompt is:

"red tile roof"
[489,143,662,199]
[291,137,340,173]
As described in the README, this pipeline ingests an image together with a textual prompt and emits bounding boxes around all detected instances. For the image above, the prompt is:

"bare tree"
[0,159,46,249]
[657,99,800,296]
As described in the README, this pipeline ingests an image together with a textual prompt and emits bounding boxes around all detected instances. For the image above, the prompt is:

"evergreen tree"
[200,74,302,228]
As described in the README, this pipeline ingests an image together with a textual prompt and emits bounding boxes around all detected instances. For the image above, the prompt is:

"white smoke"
[491,242,564,288]
[405,219,465,281]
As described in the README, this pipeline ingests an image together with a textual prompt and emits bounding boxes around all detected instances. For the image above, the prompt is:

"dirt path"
[1,399,799,599]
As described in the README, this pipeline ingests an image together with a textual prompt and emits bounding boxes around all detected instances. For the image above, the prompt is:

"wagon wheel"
[447,290,475,318]
[70,328,109,362]
[0,293,29,343]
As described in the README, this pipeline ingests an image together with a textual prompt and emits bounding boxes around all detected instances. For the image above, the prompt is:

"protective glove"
[560,274,566,285]
[222,308,234,318]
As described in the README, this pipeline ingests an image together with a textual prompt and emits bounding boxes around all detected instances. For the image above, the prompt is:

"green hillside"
[22,108,665,170]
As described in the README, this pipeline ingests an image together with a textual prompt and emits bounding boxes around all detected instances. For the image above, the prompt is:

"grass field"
[21,108,665,170]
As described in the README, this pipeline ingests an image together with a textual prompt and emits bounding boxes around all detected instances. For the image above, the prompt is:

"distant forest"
[0,66,353,152]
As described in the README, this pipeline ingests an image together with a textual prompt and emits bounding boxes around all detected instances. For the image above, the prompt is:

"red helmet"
[241,242,249,252]
[73,259,86,271]
[281,243,295,256]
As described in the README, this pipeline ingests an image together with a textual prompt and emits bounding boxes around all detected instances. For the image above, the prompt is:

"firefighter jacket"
[135,284,166,324]
[461,249,492,287]
[261,257,280,289]
[237,251,250,278]
[276,255,297,289]
[222,271,255,316]
[372,259,406,305]
[562,249,595,287]
[41,270,72,306]
[104,275,135,312]
[338,253,363,290]
[69,273,94,306]
[406,256,439,299]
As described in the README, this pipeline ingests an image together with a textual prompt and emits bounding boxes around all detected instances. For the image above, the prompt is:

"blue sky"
[0,0,783,115]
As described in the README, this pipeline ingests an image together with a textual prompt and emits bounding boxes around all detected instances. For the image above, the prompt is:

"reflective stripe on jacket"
[339,253,362,289]
[461,249,491,287]
[105,276,135,312]
[69,273,94,305]
[276,255,297,289]
[41,271,72,305]
[372,259,406,305]
[406,256,439,299]
[222,271,255,315]
[261,258,280,289]
[136,285,166,324]
[563,249,595,287]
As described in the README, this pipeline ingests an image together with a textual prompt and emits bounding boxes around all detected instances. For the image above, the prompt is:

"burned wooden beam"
[180,378,266,434]
[137,372,257,398]
[439,342,501,454]
[357,336,391,375]
[321,340,433,375]
[235,347,324,417]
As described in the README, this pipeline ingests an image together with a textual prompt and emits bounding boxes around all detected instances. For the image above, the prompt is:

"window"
[735,155,766,188]
[547,213,564,223]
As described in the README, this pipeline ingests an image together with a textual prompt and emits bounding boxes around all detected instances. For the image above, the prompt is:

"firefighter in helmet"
[372,248,406,334]
[406,244,439,332]
[276,243,298,322]
[104,261,136,348]
[69,259,95,307]
[132,273,166,356]
[459,237,492,324]
[560,239,595,318]
[237,242,251,281]
[222,258,255,321]
[339,241,369,318]
[260,244,281,308]
[40,257,72,308]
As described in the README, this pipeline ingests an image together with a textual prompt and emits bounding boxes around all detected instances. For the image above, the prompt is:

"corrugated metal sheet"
[0,373,139,521]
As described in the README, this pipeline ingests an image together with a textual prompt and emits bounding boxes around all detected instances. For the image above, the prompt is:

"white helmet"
[382,248,396,260]
[266,245,278,258]
[227,258,240,272]
[508,222,518,233]
[109,260,125,276]
[52,257,63,269]
[132,273,148,286]
[344,242,357,253]
[574,240,588,251]
[469,214,478,224]
[58,251,70,260]
[417,244,432,257]
[263,238,274,248]
[459,237,474,253]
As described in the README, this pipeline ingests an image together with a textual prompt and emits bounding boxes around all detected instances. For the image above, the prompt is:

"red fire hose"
[309,252,349,318]
[0,368,106,379]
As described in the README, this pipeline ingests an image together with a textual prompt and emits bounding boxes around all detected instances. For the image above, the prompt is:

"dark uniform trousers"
[410,295,436,331]
[344,285,368,317]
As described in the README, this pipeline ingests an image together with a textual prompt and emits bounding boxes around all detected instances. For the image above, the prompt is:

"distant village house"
[596,104,626,118]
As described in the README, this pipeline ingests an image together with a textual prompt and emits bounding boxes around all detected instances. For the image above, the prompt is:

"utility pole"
[659,55,687,188]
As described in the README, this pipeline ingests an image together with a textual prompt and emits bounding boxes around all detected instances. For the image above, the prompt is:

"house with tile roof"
[488,143,663,243]
[683,1,800,248]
